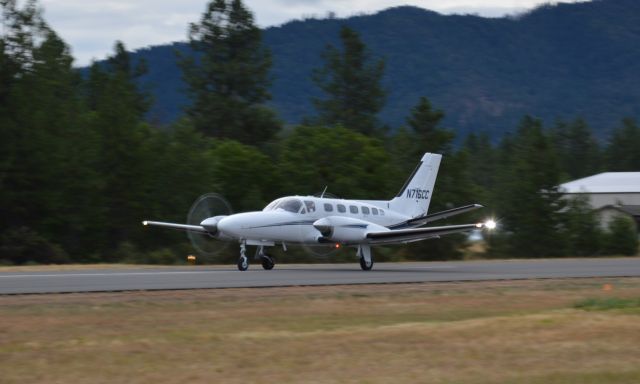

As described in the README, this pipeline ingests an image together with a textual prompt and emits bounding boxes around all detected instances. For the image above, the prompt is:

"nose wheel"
[237,242,249,271]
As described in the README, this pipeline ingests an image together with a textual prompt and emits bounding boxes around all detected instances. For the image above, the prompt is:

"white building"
[558,172,640,231]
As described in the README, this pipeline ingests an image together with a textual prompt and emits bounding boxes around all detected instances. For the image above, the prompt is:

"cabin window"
[362,207,370,215]
[324,203,333,212]
[372,207,379,215]
[379,209,385,216]
[349,205,359,214]
[305,200,316,213]
[337,204,346,213]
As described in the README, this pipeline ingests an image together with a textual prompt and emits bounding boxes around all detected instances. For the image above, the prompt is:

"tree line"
[0,0,638,265]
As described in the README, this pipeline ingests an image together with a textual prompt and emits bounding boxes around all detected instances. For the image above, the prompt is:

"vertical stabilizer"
[389,153,441,218]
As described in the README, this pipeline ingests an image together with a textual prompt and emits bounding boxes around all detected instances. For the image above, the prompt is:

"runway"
[1,258,639,294]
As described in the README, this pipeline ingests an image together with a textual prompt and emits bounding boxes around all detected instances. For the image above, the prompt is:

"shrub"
[0,227,70,265]
[603,216,639,256]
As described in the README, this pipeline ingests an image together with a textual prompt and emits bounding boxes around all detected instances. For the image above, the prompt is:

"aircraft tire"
[359,256,373,271]
[261,255,275,270]
[237,255,249,271]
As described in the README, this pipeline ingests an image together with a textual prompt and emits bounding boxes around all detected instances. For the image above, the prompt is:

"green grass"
[574,297,640,312]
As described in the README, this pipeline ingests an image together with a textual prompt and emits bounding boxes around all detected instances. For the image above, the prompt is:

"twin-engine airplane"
[143,153,494,271]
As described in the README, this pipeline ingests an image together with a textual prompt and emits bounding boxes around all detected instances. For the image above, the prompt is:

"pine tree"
[497,116,567,257]
[0,1,104,261]
[462,132,496,203]
[391,96,454,186]
[87,41,153,255]
[392,97,475,260]
[552,118,600,180]
[563,195,602,256]
[605,118,640,171]
[311,26,385,135]
[179,0,279,145]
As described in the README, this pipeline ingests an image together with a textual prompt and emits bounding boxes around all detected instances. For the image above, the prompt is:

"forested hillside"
[132,0,640,138]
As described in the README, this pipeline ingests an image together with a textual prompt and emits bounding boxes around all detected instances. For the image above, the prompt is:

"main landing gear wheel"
[359,256,373,271]
[261,255,275,270]
[358,245,373,271]
[237,255,249,271]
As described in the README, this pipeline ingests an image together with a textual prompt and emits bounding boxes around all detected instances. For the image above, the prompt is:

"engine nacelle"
[313,216,388,244]
[200,215,228,234]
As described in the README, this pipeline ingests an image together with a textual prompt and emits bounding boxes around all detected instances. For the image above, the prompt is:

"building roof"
[559,172,640,193]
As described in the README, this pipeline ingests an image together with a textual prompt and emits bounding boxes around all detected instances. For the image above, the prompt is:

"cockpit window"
[273,198,303,213]
[264,199,281,211]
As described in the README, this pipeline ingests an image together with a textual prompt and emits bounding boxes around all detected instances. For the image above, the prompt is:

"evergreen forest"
[1,0,638,265]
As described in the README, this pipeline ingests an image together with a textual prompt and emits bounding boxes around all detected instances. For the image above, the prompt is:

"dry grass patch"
[1,278,640,383]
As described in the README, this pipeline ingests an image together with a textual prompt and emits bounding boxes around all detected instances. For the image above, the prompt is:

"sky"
[34,0,587,66]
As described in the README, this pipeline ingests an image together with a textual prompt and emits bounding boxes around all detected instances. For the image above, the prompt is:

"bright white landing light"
[484,219,497,230]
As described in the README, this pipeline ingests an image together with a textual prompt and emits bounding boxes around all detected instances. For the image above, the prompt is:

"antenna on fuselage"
[320,186,328,198]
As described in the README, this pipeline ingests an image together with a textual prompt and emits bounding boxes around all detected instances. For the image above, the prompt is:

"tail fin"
[389,153,441,218]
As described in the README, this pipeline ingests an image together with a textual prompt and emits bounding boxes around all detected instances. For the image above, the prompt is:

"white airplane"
[143,153,495,271]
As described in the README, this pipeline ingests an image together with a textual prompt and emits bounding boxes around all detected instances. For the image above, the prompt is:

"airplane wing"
[367,223,481,245]
[142,221,208,233]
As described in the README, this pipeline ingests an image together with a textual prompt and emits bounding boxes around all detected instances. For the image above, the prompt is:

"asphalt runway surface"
[1,258,640,294]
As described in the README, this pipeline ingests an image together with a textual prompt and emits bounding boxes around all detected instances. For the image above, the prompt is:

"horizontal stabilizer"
[367,223,481,245]
[142,220,208,233]
[409,204,483,226]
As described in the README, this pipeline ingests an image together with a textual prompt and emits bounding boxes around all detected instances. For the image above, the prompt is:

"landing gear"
[261,255,275,270]
[359,256,373,271]
[237,242,249,271]
[256,246,275,270]
[357,245,373,271]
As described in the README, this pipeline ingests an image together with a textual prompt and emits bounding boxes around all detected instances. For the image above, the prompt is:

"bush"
[122,245,184,265]
[603,216,639,256]
[0,227,70,265]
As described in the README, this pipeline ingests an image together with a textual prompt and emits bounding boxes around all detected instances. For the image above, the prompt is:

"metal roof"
[559,172,640,193]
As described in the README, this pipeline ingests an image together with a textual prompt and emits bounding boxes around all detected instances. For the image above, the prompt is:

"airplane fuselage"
[215,195,409,246]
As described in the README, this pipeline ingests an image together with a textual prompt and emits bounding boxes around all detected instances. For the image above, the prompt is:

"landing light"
[335,243,341,249]
[142,221,148,226]
[484,219,497,230]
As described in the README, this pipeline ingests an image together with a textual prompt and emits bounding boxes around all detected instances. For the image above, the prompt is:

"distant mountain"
[130,0,640,139]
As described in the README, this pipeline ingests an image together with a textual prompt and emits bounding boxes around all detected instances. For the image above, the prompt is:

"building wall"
[568,193,640,210]
[596,208,638,232]
[564,193,640,233]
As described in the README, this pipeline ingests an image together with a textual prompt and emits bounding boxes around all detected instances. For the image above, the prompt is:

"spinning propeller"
[186,193,233,261]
